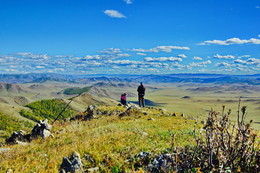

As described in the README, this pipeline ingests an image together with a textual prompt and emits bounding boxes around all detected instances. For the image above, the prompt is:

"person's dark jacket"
[137,85,145,96]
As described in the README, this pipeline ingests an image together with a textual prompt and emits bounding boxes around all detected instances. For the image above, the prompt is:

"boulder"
[31,119,52,139]
[60,151,83,173]
[5,130,30,145]
[84,105,98,120]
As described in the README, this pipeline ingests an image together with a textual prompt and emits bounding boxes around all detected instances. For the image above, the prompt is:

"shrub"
[63,86,91,95]
[0,112,33,139]
[132,102,260,172]
[20,99,75,121]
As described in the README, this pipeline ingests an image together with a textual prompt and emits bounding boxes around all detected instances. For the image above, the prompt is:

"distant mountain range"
[0,73,259,85]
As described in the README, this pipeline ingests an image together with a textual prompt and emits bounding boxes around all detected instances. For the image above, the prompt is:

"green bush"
[0,112,33,138]
[20,99,75,121]
[63,86,91,95]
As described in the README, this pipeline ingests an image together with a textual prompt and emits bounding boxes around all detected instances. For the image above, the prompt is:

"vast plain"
[0,74,259,172]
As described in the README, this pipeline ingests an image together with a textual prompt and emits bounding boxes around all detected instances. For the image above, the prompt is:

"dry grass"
[0,106,199,172]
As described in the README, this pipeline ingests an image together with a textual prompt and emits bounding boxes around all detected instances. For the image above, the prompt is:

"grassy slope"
[0,106,199,172]
[0,112,34,141]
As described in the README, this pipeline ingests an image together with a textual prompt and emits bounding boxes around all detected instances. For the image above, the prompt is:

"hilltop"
[0,103,259,172]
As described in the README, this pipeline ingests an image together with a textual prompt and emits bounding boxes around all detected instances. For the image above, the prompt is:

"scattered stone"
[16,141,28,146]
[136,151,151,159]
[147,153,174,172]
[6,168,13,173]
[181,113,185,117]
[0,148,11,153]
[86,167,99,173]
[60,151,83,173]
[172,113,176,116]
[147,118,155,121]
[142,132,149,137]
[143,112,148,115]
[6,130,31,145]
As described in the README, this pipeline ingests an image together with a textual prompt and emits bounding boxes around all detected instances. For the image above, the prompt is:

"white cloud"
[5,69,17,72]
[247,58,260,66]
[189,60,212,67]
[124,0,133,4]
[16,52,50,60]
[144,57,183,62]
[131,46,190,53]
[200,37,260,45]
[193,56,203,60]
[238,55,251,59]
[177,54,187,58]
[136,53,147,56]
[84,55,102,60]
[234,59,247,64]
[35,66,45,69]
[104,10,126,18]
[213,54,235,59]
[256,6,260,9]
[233,58,260,67]
[99,48,122,54]
[215,62,231,68]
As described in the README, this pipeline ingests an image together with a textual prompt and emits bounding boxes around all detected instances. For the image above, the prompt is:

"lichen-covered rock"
[60,151,83,173]
[147,154,175,173]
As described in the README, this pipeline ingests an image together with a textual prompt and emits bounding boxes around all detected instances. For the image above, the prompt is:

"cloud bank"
[200,37,260,45]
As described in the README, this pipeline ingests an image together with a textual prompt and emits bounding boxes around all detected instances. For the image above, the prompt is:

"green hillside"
[0,112,33,140]
[20,99,76,122]
[63,86,91,95]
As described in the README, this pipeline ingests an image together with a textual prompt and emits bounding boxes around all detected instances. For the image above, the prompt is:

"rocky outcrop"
[31,119,52,138]
[5,119,52,145]
[5,130,31,145]
[60,151,83,173]
[118,105,140,118]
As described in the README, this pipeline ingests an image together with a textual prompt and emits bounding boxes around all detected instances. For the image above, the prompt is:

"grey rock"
[60,151,83,173]
[136,151,151,159]
[147,154,174,172]
[143,112,148,115]
[86,167,99,173]
[42,129,51,138]
[0,148,11,153]
[31,119,52,139]
[6,169,13,173]
[147,118,155,121]
[84,105,98,120]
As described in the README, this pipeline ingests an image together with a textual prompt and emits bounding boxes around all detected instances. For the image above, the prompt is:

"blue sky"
[0,0,259,75]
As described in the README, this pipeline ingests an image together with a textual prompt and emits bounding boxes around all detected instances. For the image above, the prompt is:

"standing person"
[137,82,145,107]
